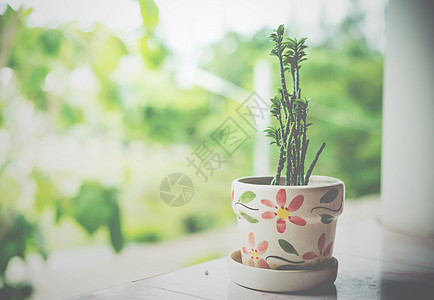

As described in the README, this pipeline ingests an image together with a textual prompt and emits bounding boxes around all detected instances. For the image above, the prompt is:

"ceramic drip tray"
[228,250,338,293]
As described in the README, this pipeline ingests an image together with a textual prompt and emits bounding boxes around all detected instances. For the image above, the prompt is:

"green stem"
[285,130,294,185]
[278,57,291,119]
[304,142,326,185]
[271,146,285,185]
[301,139,309,185]
[300,103,308,184]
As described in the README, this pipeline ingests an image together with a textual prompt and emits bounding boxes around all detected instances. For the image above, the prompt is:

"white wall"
[381,0,434,236]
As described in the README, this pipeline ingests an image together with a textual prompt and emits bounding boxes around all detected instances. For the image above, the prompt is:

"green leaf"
[278,239,299,256]
[320,188,339,203]
[71,182,124,252]
[108,192,123,252]
[73,182,110,234]
[238,191,256,204]
[33,171,55,213]
[265,126,281,147]
[91,34,127,78]
[0,212,46,276]
[239,211,258,223]
[138,0,159,29]
[320,214,335,224]
[271,95,280,106]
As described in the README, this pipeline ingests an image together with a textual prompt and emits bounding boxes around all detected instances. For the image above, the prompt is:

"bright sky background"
[1,0,387,55]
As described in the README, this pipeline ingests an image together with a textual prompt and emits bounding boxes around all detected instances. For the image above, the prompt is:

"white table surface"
[69,219,434,299]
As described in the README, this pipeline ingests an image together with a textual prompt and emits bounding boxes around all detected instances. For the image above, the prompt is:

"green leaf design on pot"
[320,188,339,203]
[239,191,256,204]
[278,239,299,256]
[320,214,334,224]
[240,211,259,223]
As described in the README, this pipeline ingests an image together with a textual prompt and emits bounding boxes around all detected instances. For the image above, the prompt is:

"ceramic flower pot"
[231,175,344,270]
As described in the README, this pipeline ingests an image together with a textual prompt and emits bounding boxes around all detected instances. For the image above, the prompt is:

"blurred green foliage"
[0,2,383,297]
[0,206,46,300]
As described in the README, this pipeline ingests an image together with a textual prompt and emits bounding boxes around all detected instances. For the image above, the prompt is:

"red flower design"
[302,233,333,263]
[242,232,270,269]
[261,189,306,233]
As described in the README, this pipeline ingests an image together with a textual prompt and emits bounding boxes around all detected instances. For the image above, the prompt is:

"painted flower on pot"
[302,233,333,263]
[242,232,270,269]
[261,189,306,233]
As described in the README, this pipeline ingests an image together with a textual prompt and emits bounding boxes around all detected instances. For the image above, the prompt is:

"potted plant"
[229,25,344,292]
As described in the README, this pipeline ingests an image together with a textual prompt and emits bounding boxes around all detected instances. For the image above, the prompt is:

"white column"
[253,60,271,176]
[381,0,434,236]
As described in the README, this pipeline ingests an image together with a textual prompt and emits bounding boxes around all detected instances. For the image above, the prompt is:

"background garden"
[0,0,385,298]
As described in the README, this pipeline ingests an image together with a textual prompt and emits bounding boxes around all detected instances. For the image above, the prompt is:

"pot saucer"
[228,250,338,293]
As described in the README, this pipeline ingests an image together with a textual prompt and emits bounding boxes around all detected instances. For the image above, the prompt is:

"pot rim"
[234,175,344,190]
